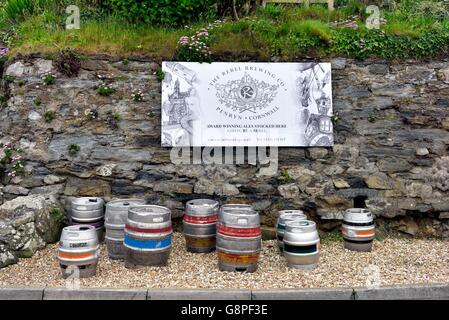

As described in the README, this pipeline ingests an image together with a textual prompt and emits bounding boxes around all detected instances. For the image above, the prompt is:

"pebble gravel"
[0,233,448,289]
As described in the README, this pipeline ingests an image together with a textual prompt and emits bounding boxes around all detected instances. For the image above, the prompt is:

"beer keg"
[105,199,146,260]
[283,220,320,270]
[276,210,307,254]
[183,199,219,253]
[124,205,172,268]
[70,197,105,242]
[216,208,261,273]
[342,208,375,252]
[58,225,100,278]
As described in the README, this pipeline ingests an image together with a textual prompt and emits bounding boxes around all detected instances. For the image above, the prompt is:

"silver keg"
[276,210,307,254]
[124,205,172,268]
[105,199,146,260]
[70,197,105,242]
[183,199,219,253]
[342,208,375,252]
[283,220,320,270]
[216,208,261,273]
[58,225,100,278]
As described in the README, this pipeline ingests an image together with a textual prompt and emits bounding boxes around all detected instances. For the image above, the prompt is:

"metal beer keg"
[283,220,320,270]
[58,225,100,279]
[70,197,105,242]
[105,199,146,260]
[183,199,219,253]
[124,205,172,268]
[216,208,261,273]
[342,208,375,252]
[276,210,307,254]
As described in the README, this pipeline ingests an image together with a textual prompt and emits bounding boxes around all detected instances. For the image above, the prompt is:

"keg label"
[70,242,88,248]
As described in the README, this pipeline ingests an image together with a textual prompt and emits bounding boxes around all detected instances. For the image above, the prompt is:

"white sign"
[161,62,333,147]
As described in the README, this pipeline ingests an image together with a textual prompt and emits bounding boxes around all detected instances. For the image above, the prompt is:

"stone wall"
[0,56,448,243]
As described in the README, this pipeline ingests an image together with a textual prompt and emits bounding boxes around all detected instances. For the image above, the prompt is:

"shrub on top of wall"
[103,0,219,27]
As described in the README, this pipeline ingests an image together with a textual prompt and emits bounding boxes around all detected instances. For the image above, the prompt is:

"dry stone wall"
[0,56,448,258]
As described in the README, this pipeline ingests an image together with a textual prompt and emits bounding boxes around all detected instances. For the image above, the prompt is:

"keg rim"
[345,208,371,214]
[285,219,316,230]
[279,211,307,223]
[71,197,104,205]
[278,209,305,215]
[186,199,219,214]
[187,198,219,207]
[106,198,146,207]
[220,204,253,211]
[129,204,171,216]
[63,224,96,232]
[220,208,259,217]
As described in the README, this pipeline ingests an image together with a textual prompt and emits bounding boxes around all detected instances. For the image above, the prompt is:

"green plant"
[104,0,218,27]
[155,67,164,82]
[44,110,56,122]
[368,114,378,122]
[0,142,24,177]
[279,168,294,184]
[175,29,212,63]
[50,207,64,222]
[147,111,155,119]
[42,72,56,85]
[84,108,98,120]
[1,0,53,24]
[3,75,15,83]
[0,94,7,108]
[331,112,340,125]
[55,50,81,77]
[106,110,121,129]
[97,84,115,96]
[131,89,143,102]
[33,97,41,106]
[122,58,129,65]
[67,143,80,155]
[16,79,26,86]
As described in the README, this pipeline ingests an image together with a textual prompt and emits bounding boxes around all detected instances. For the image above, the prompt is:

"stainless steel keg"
[58,225,100,278]
[276,210,307,254]
[183,199,219,253]
[70,197,105,242]
[283,220,320,270]
[342,208,375,252]
[105,199,146,260]
[124,205,172,268]
[216,208,261,273]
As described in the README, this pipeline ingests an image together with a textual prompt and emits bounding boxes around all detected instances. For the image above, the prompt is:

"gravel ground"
[0,233,448,289]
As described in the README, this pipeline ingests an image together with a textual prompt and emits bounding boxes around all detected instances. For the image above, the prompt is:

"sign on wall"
[161,62,333,147]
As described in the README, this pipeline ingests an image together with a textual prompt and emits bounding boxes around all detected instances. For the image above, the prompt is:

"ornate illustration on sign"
[215,72,279,114]
[161,62,333,147]
[161,64,199,147]
[296,63,333,146]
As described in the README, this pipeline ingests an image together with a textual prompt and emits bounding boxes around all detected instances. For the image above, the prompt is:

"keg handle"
[89,199,98,203]
[237,218,248,225]
[123,202,130,206]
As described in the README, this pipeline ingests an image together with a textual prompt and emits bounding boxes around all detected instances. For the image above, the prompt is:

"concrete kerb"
[43,287,148,300]
[0,287,45,300]
[148,289,252,300]
[0,284,448,300]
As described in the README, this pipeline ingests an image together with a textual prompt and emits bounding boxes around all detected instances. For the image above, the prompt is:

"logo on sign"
[210,66,285,120]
